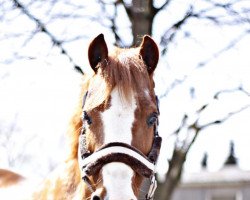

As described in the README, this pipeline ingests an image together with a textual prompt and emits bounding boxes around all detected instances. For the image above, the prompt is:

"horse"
[0,33,162,200]
[0,169,24,187]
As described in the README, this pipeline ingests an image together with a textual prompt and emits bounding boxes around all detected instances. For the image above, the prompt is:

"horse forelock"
[80,47,154,112]
[106,48,152,102]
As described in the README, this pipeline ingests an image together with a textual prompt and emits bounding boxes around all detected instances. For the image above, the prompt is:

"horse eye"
[147,112,158,127]
[83,111,92,125]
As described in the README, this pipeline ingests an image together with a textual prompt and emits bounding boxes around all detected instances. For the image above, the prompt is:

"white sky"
[0,0,250,179]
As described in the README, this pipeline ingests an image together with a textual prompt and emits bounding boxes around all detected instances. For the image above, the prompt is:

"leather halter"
[78,92,162,200]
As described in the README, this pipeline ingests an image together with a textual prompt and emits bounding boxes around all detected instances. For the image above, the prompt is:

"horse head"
[77,34,161,200]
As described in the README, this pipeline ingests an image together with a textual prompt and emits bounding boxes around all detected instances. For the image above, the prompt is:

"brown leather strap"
[83,152,153,178]
[147,136,162,163]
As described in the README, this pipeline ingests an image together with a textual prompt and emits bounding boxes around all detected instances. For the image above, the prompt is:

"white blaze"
[102,87,136,145]
[101,87,137,200]
[102,163,136,200]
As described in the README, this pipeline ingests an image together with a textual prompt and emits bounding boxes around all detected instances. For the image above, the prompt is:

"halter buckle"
[145,174,157,200]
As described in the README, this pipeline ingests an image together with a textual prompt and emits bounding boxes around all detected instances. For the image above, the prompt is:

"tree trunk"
[130,0,154,45]
[155,149,187,200]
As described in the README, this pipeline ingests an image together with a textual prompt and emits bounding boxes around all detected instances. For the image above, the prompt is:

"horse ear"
[88,34,108,73]
[139,35,159,75]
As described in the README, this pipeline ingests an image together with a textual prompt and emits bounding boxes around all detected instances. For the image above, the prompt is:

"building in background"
[172,142,250,200]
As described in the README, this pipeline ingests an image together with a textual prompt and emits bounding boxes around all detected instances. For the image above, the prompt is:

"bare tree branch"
[11,0,84,74]
[239,85,250,96]
[153,0,173,15]
[99,0,124,47]
[159,75,187,99]
[160,0,250,56]
[161,6,194,55]
[157,85,250,200]
[199,104,250,131]
[214,85,250,99]
[198,29,250,67]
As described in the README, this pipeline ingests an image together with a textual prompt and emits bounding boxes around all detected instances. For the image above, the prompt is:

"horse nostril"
[92,195,101,200]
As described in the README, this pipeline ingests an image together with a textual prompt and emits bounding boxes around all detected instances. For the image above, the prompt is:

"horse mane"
[66,47,154,161]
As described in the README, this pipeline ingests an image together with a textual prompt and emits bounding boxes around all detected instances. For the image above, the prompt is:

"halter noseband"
[78,92,162,200]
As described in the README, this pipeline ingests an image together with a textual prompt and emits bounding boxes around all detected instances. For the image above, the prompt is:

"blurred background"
[0,0,250,199]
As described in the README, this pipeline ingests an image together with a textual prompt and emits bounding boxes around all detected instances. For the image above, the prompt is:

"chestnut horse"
[0,34,161,200]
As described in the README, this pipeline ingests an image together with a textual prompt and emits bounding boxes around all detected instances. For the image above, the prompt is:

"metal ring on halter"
[145,174,157,200]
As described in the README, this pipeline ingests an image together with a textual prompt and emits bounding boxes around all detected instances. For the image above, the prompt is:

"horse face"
[82,34,159,200]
